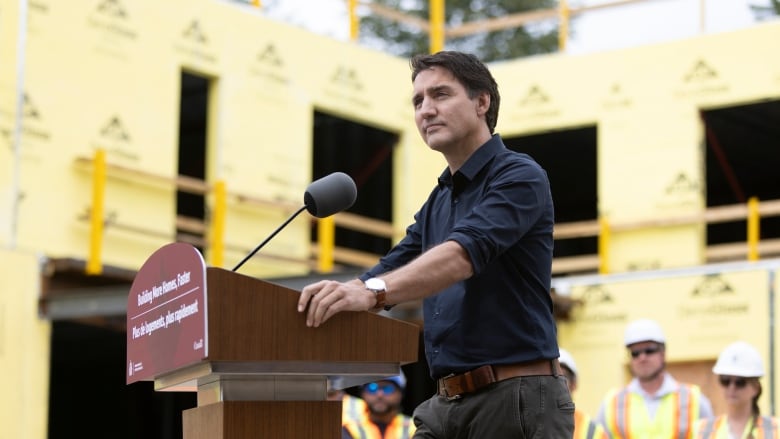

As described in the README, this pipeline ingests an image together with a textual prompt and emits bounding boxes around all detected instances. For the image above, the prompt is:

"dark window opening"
[48,321,195,439]
[504,126,599,272]
[312,111,398,261]
[177,72,209,250]
[703,99,780,248]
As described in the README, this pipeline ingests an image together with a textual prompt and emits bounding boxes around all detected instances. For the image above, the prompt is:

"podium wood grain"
[204,267,418,364]
[183,401,342,438]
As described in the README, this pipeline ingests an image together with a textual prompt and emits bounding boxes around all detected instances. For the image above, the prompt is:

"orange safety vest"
[575,409,609,439]
[343,414,416,439]
[603,383,702,439]
[696,415,780,439]
[342,394,368,423]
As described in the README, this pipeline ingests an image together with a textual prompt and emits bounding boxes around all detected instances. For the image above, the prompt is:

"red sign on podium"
[126,243,208,384]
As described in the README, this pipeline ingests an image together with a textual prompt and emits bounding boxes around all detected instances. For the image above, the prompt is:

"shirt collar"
[437,134,504,190]
[627,372,680,399]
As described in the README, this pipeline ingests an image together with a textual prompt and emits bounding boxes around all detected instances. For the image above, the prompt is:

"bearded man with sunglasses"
[342,375,415,439]
[596,318,714,439]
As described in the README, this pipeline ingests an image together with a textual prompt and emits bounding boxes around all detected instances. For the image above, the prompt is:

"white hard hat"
[558,348,578,377]
[624,318,666,346]
[713,341,764,377]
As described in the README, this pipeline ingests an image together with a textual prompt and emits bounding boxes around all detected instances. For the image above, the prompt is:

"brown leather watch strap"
[371,290,387,311]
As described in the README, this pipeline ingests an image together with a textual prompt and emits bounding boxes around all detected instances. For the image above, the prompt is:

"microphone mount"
[231,205,307,272]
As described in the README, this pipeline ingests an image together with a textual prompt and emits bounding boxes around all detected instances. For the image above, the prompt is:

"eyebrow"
[412,84,454,105]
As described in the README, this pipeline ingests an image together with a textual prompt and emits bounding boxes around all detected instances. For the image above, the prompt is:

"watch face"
[365,277,386,291]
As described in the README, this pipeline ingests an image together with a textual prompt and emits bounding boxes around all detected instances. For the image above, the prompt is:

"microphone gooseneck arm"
[232,205,307,272]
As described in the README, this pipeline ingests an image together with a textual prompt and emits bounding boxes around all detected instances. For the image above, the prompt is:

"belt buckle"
[440,373,462,401]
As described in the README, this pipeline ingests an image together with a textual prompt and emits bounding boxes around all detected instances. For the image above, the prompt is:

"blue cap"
[384,374,406,390]
[366,371,406,390]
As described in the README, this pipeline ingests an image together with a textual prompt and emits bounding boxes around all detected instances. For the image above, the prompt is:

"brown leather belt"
[437,359,561,400]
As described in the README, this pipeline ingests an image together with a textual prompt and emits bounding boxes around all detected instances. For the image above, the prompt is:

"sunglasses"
[630,346,662,359]
[719,376,748,389]
[364,382,398,395]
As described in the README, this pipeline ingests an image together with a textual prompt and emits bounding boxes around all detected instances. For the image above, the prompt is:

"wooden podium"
[126,243,419,438]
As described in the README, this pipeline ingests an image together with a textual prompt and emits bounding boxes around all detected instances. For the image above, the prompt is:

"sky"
[259,0,767,55]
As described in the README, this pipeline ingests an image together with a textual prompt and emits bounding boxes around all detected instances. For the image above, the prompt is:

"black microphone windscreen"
[304,172,357,218]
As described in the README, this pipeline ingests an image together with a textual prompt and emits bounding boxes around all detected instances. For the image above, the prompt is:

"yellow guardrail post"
[318,216,336,273]
[429,0,445,53]
[558,0,569,51]
[598,216,610,274]
[349,0,359,41]
[209,180,227,268]
[747,196,760,261]
[87,148,106,275]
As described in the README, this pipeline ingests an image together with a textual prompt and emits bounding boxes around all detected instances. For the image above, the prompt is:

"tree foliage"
[357,0,560,62]
[749,0,780,20]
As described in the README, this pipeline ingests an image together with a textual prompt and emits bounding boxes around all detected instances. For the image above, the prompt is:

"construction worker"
[596,318,713,438]
[695,341,780,438]
[342,374,415,439]
[327,376,368,424]
[559,348,609,439]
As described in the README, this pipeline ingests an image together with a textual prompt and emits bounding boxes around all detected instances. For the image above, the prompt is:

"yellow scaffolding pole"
[209,180,227,268]
[558,0,569,51]
[349,0,359,41]
[429,0,445,53]
[747,196,760,261]
[87,149,106,275]
[317,216,336,272]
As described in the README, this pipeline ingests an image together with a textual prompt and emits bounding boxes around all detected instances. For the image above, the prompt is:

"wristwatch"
[365,277,390,311]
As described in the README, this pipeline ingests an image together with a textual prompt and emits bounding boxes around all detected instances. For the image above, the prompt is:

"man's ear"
[476,92,490,116]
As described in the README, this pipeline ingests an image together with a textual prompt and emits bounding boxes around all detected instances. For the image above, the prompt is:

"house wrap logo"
[514,84,560,120]
[182,20,208,44]
[174,19,217,64]
[100,115,130,142]
[684,59,718,82]
[665,172,699,195]
[0,92,50,145]
[656,171,701,209]
[325,66,370,108]
[87,0,138,41]
[92,114,137,161]
[331,67,363,91]
[97,0,127,18]
[677,274,748,317]
[19,92,50,141]
[675,58,729,97]
[601,82,633,110]
[577,285,628,324]
[249,44,289,86]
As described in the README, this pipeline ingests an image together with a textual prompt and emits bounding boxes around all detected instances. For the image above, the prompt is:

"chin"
[425,138,448,152]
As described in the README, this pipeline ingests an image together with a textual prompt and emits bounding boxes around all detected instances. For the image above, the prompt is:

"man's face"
[627,341,665,382]
[412,66,489,153]
[361,380,402,416]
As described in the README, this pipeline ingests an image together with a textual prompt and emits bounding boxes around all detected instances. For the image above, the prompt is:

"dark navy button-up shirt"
[362,135,558,379]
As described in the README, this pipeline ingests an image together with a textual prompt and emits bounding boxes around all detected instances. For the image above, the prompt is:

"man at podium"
[298,51,574,438]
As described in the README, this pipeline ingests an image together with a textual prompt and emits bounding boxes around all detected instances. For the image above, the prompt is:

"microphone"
[231,172,357,272]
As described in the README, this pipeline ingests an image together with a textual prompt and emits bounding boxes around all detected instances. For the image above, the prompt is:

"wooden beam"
[360,1,430,31]
[445,0,657,38]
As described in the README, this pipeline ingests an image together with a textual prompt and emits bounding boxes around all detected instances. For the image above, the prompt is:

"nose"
[417,97,435,118]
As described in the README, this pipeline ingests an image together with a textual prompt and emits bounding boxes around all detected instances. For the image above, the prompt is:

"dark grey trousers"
[412,375,575,439]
